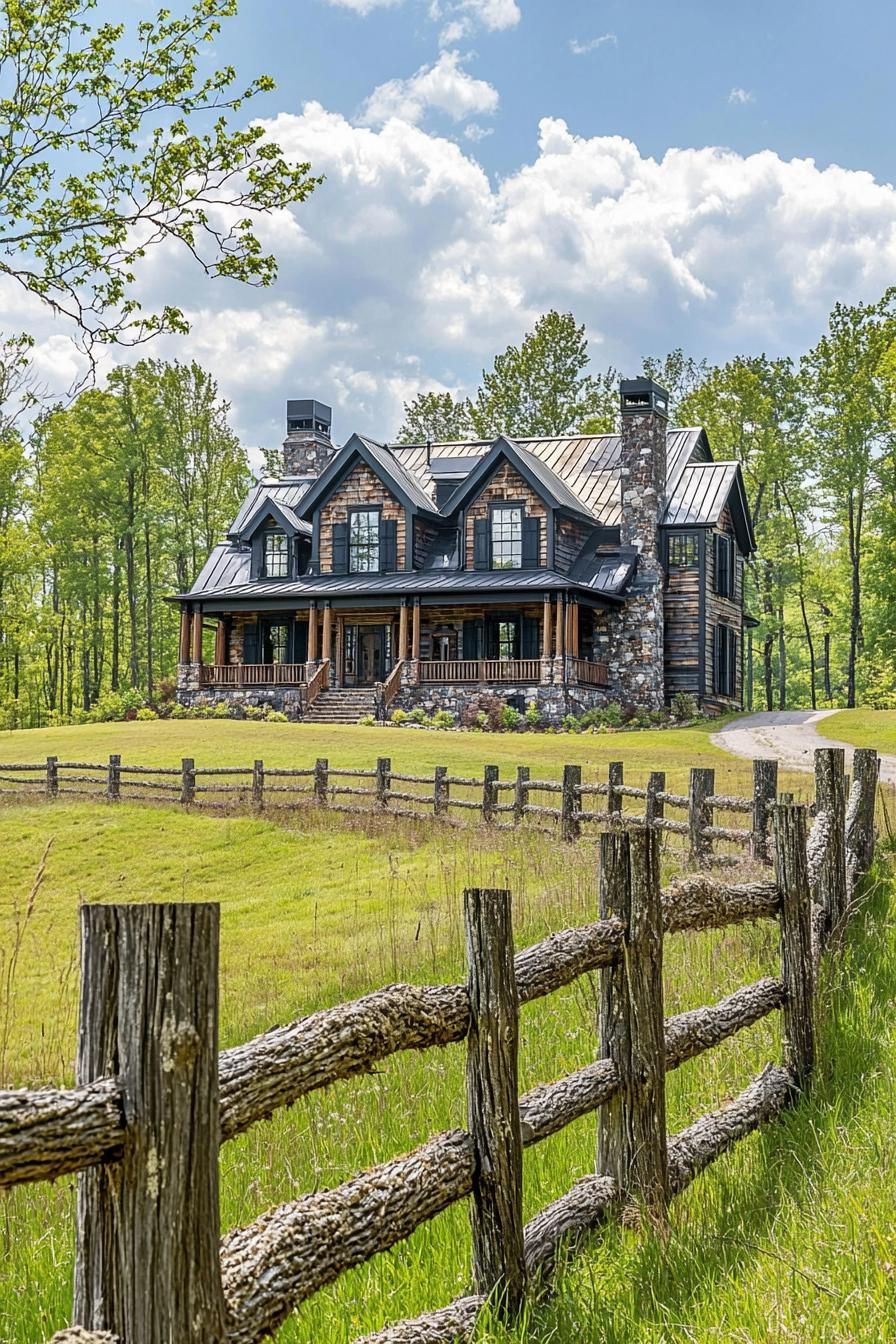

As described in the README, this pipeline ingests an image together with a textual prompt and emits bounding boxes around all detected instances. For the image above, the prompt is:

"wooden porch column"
[399,599,409,662]
[307,602,318,662]
[335,615,344,685]
[322,603,333,663]
[565,597,576,659]
[412,598,421,660]
[542,595,552,659]
[179,606,191,664]
[214,621,227,667]
[554,594,564,658]
[191,607,203,664]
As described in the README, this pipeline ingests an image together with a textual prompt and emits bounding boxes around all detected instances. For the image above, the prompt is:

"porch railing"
[306,659,330,709]
[200,664,307,688]
[568,657,610,687]
[419,658,542,684]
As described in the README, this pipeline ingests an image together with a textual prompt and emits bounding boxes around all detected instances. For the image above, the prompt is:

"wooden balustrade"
[305,659,331,708]
[568,657,609,687]
[200,664,307,688]
[419,659,542,684]
[380,660,404,709]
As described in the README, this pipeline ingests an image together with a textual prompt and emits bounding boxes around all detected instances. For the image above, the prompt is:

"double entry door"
[343,622,392,686]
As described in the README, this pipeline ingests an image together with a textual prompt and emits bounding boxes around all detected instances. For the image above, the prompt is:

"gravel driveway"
[711,709,896,785]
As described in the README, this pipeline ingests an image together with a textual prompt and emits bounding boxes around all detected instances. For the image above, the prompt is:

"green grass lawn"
[0,720,891,1343]
[829,708,896,756]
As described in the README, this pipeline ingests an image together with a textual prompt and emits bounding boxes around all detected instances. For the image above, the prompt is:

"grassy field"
[1,720,892,1343]
[830,708,896,756]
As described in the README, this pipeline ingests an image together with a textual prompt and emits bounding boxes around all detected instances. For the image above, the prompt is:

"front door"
[359,628,384,684]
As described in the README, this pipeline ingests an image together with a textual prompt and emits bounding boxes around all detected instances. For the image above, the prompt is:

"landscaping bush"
[359,713,377,726]
[671,691,699,721]
[409,707,428,724]
[501,704,522,731]
[135,707,158,721]
[431,709,455,729]
[524,699,541,728]
[390,708,409,725]
[264,709,288,723]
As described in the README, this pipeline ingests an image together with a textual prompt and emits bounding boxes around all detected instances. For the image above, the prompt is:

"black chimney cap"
[619,377,669,419]
[286,398,332,437]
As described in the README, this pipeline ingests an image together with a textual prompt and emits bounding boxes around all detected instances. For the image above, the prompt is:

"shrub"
[154,676,177,706]
[170,702,188,719]
[359,713,377,726]
[601,703,623,728]
[409,707,428,724]
[135,707,158,721]
[265,709,288,723]
[211,701,230,719]
[478,694,505,733]
[671,691,698,722]
[244,705,265,721]
[431,709,455,729]
[87,687,145,723]
[390,708,408,725]
[628,706,652,729]
[524,699,541,728]
[501,704,522,731]
[562,713,581,733]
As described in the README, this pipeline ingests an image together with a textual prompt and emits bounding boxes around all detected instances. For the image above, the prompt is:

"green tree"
[642,349,709,424]
[0,0,319,357]
[395,391,474,444]
[471,311,607,438]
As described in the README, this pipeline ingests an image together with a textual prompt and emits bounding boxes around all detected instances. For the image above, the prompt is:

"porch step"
[303,688,378,725]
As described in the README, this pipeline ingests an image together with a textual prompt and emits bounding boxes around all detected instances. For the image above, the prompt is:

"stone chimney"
[609,377,669,709]
[282,398,334,476]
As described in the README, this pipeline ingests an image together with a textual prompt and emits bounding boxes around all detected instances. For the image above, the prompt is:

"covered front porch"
[176,592,611,709]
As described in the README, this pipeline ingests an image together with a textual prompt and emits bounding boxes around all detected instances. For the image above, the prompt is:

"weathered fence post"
[46,754,58,799]
[645,770,665,831]
[773,804,814,1090]
[813,748,846,943]
[752,758,777,862]
[846,748,879,893]
[607,761,623,818]
[180,757,195,807]
[74,903,226,1342]
[314,757,329,806]
[598,826,668,1221]
[464,888,526,1315]
[107,754,121,803]
[376,756,392,809]
[561,764,582,842]
[482,765,499,824]
[252,758,265,809]
[688,767,714,866]
[513,766,529,826]
[433,765,449,817]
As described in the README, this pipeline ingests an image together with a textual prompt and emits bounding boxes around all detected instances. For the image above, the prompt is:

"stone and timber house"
[173,382,756,724]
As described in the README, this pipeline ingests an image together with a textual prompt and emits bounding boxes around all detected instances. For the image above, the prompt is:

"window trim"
[347,505,382,575]
[714,621,738,698]
[668,531,699,569]
[263,527,290,580]
[488,499,525,571]
[714,532,735,598]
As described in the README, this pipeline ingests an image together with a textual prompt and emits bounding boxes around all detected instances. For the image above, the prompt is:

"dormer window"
[491,506,522,569]
[349,508,380,573]
[264,529,289,579]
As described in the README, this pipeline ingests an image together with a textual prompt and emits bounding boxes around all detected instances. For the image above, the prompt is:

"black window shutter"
[521,616,540,658]
[380,517,397,573]
[293,620,308,664]
[331,521,349,574]
[250,534,263,581]
[728,626,738,697]
[521,516,540,569]
[243,622,259,665]
[463,619,483,659]
[485,619,500,659]
[473,518,490,570]
[729,543,737,599]
[713,534,722,595]
[713,624,722,693]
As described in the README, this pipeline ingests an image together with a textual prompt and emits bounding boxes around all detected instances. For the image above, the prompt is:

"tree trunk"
[111,554,120,692]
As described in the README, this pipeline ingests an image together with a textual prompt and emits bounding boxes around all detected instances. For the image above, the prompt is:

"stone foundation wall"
[176,682,306,720]
[392,681,611,726]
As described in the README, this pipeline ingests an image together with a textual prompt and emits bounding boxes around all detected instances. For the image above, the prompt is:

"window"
[714,533,735,598]
[669,533,698,568]
[714,623,738,698]
[262,622,289,664]
[491,506,522,569]
[432,632,456,662]
[497,620,518,661]
[264,530,289,578]
[349,509,380,573]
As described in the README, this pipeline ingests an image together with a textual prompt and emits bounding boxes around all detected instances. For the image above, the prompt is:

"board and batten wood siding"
[662,534,701,701]
[554,517,591,575]
[704,505,744,708]
[463,464,548,569]
[318,464,406,573]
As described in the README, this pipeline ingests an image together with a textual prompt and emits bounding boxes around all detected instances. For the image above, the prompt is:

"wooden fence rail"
[0,751,795,859]
[0,747,882,1343]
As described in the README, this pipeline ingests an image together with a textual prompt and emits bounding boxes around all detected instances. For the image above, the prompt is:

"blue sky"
[16,0,896,457]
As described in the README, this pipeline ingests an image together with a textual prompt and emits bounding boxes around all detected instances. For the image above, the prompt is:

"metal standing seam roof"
[189,566,625,602]
[354,434,441,515]
[188,542,251,595]
[229,480,314,536]
[662,462,739,528]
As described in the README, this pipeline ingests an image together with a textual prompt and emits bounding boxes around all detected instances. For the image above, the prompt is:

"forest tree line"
[1,291,896,726]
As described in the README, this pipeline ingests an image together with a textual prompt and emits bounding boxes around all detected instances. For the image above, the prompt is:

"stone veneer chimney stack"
[611,377,670,708]
[282,398,335,476]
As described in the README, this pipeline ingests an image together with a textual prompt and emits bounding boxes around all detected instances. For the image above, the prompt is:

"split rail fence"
[0,750,827,862]
[0,746,882,1344]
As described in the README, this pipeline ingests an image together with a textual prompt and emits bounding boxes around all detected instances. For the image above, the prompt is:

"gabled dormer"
[229,492,312,582]
[297,432,441,574]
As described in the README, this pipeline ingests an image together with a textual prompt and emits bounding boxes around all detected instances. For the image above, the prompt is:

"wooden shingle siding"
[319,464,405,572]
[554,517,591,574]
[464,464,547,569]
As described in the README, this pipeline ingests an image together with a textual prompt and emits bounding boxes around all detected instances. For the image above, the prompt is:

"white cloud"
[360,50,499,126]
[464,121,494,141]
[324,0,402,11]
[569,33,617,55]
[729,87,755,104]
[460,0,520,30]
[325,0,520,37]
[13,105,896,456]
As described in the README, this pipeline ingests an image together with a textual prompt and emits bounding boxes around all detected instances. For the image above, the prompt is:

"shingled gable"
[439,435,596,523]
[296,432,442,521]
[229,491,310,543]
